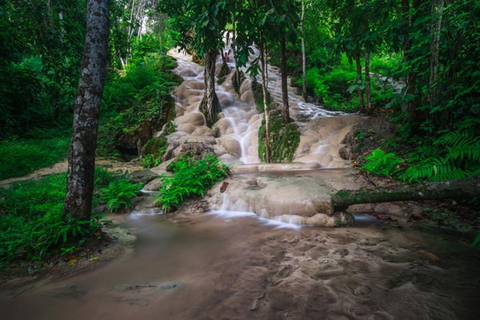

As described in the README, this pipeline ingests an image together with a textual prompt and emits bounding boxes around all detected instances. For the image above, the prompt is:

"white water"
[208,193,303,230]
[168,45,349,166]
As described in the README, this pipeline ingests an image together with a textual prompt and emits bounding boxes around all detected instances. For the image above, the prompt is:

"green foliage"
[472,233,480,248]
[155,154,229,212]
[0,0,85,138]
[0,136,70,180]
[303,55,395,112]
[98,54,181,156]
[0,173,107,265]
[101,179,141,213]
[0,167,135,265]
[361,148,402,178]
[141,135,170,168]
[400,118,480,182]
[142,154,163,169]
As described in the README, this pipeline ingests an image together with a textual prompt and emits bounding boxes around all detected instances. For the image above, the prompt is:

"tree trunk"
[280,34,290,123]
[260,38,272,163]
[200,49,221,127]
[354,48,365,112]
[64,0,109,220]
[332,176,480,211]
[364,50,371,111]
[429,0,444,104]
[301,0,307,99]
[403,0,422,120]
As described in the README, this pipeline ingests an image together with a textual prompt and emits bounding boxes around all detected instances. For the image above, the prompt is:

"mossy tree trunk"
[260,37,272,163]
[280,34,290,123]
[200,49,221,127]
[354,48,365,112]
[332,176,480,211]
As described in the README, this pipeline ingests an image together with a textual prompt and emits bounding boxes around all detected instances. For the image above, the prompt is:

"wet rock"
[175,112,206,128]
[177,123,196,134]
[127,169,158,185]
[374,203,403,216]
[176,142,216,160]
[353,285,372,296]
[192,126,214,137]
[216,137,241,158]
[143,178,162,192]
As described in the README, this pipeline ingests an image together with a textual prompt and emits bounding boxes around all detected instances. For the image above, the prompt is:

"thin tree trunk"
[332,176,480,211]
[260,38,272,163]
[64,0,110,220]
[301,0,307,99]
[232,6,240,88]
[429,0,444,104]
[364,50,371,111]
[280,34,290,123]
[403,0,422,120]
[354,48,365,112]
[200,49,221,127]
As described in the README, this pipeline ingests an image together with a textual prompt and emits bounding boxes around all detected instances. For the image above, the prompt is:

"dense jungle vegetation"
[1,0,479,266]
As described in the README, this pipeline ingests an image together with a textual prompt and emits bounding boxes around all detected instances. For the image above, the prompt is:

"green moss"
[232,70,245,94]
[141,136,168,168]
[252,80,272,113]
[217,76,226,85]
[258,111,301,163]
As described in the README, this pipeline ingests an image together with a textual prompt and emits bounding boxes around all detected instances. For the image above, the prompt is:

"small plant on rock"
[155,154,229,212]
[361,148,402,177]
[101,178,141,212]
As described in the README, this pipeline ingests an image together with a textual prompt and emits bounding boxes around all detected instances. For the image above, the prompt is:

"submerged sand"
[1,210,479,320]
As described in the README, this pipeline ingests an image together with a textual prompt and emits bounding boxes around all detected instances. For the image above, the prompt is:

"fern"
[401,118,480,182]
[154,154,229,212]
[361,148,402,177]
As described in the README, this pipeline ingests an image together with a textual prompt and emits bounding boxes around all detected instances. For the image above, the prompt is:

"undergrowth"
[0,136,70,180]
[154,154,229,212]
[97,54,181,157]
[0,167,139,267]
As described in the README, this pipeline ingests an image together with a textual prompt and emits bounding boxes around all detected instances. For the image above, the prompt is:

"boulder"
[192,126,215,137]
[217,137,241,158]
[175,112,206,127]
[208,175,352,227]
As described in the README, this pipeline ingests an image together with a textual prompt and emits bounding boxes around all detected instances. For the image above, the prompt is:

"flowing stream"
[1,206,479,320]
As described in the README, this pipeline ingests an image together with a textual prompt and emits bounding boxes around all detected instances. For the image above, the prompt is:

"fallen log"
[331,176,480,211]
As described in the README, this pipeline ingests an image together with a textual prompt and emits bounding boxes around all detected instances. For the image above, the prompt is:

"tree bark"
[300,0,307,99]
[429,0,444,104]
[364,50,371,111]
[280,34,290,123]
[200,49,221,127]
[354,48,365,112]
[332,176,480,211]
[260,38,272,163]
[64,0,109,220]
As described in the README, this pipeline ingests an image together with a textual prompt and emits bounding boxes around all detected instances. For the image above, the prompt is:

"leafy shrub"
[361,148,402,177]
[400,117,480,182]
[0,136,70,180]
[155,154,229,211]
[0,168,136,266]
[97,54,182,156]
[303,54,396,113]
[101,178,141,212]
[0,174,106,264]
